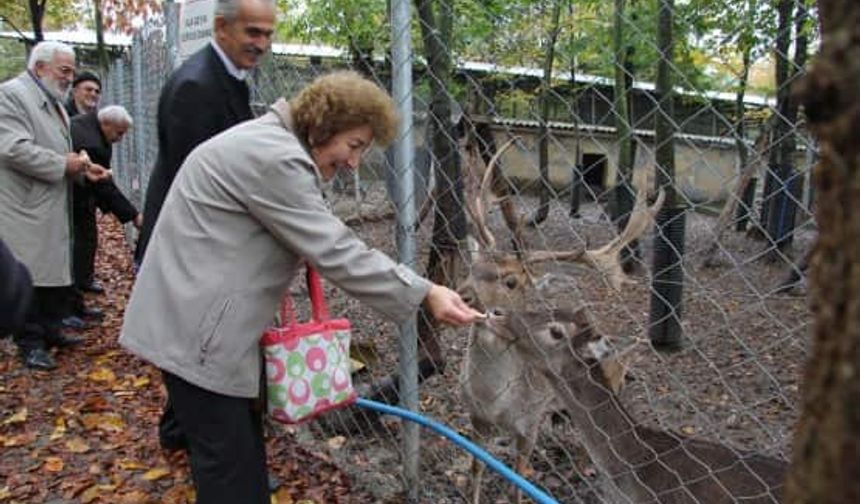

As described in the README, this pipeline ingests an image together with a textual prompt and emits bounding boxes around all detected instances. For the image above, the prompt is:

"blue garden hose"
[355,397,559,504]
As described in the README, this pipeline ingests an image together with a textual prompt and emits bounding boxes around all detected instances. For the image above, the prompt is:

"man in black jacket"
[133,0,275,454]
[68,106,141,323]
[135,0,276,265]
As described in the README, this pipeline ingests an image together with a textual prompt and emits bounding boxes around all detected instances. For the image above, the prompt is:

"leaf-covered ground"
[0,215,371,504]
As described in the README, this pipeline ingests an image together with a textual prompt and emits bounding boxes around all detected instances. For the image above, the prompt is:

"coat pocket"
[22,180,47,208]
[198,297,234,365]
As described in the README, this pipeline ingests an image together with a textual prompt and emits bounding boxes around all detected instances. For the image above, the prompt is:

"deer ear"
[600,357,628,394]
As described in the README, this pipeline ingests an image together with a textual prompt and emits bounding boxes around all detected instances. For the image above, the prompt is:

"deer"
[482,307,788,504]
[456,135,665,504]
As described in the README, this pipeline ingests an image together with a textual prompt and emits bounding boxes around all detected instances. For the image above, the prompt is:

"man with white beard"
[0,41,111,370]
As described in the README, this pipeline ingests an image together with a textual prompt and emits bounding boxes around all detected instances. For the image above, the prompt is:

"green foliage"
[0,37,27,82]
[279,0,389,55]
[0,0,81,35]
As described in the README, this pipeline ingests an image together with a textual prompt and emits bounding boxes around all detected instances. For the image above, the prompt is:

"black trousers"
[161,372,269,504]
[73,209,98,289]
[13,286,67,352]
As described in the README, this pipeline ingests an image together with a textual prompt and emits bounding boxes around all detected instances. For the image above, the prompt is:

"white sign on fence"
[179,0,215,62]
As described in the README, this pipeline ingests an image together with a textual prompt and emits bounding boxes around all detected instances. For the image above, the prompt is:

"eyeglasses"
[56,65,76,77]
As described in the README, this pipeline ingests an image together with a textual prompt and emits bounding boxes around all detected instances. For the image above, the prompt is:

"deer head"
[457,137,666,313]
[484,308,604,378]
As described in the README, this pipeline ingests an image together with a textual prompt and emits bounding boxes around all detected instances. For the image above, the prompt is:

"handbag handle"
[279,263,329,326]
[305,264,329,322]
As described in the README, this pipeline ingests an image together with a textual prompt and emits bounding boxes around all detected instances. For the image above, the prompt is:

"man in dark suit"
[68,106,141,324]
[135,0,276,264]
[133,0,275,453]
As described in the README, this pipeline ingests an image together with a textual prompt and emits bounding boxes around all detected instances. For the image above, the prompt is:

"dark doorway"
[581,153,607,199]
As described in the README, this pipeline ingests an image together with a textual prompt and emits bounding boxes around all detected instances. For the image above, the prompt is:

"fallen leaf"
[132,376,151,388]
[89,367,117,383]
[2,431,37,447]
[50,417,67,440]
[80,484,100,503]
[43,456,65,472]
[94,350,120,366]
[349,358,366,374]
[82,413,125,432]
[350,340,379,365]
[117,458,148,471]
[118,489,151,503]
[271,487,294,504]
[0,486,10,499]
[141,467,171,481]
[681,425,696,435]
[327,436,347,450]
[65,437,91,453]
[3,407,27,425]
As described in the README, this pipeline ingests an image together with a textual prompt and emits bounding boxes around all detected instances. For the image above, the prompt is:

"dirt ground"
[305,183,812,503]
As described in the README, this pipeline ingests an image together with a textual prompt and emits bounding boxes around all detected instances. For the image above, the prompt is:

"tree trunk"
[765,0,809,257]
[414,0,464,371]
[566,0,583,218]
[93,0,109,71]
[648,0,684,350]
[785,1,860,501]
[28,0,45,42]
[529,1,562,227]
[612,0,639,271]
[759,0,793,256]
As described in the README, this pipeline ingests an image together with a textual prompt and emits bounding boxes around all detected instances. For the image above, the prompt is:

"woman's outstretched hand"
[424,284,485,326]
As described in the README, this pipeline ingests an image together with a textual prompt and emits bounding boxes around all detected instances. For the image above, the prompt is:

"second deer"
[482,307,788,504]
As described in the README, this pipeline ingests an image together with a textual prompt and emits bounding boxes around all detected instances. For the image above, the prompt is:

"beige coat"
[120,101,433,397]
[0,72,73,287]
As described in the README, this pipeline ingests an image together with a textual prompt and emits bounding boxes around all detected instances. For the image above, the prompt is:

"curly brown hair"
[290,71,398,147]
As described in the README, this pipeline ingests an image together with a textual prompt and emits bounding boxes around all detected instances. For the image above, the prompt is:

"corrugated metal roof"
[489,116,745,147]
[1,30,774,108]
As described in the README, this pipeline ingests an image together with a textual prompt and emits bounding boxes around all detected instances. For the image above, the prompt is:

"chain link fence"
[3,0,818,501]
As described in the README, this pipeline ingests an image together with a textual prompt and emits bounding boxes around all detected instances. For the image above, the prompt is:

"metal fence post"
[165,0,181,71]
[132,32,146,207]
[391,0,420,500]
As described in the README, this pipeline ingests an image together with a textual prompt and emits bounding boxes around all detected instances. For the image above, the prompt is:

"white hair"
[98,105,133,127]
[27,41,75,71]
[215,0,275,21]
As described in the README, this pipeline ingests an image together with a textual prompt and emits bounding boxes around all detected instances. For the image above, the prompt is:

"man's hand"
[64,153,88,175]
[133,213,143,229]
[84,163,112,182]
[423,284,485,326]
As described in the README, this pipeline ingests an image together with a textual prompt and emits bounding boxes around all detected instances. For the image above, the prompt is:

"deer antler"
[525,172,665,291]
[468,137,518,251]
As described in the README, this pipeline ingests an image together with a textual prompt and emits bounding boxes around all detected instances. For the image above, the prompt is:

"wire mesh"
[4,0,817,501]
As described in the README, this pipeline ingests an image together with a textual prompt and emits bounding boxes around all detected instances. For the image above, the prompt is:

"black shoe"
[21,348,57,370]
[45,332,84,349]
[82,281,105,294]
[78,306,104,321]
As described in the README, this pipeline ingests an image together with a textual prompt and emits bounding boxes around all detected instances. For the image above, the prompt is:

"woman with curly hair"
[120,71,482,502]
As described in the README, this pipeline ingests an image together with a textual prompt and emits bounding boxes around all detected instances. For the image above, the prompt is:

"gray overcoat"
[120,100,433,398]
[0,72,73,287]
